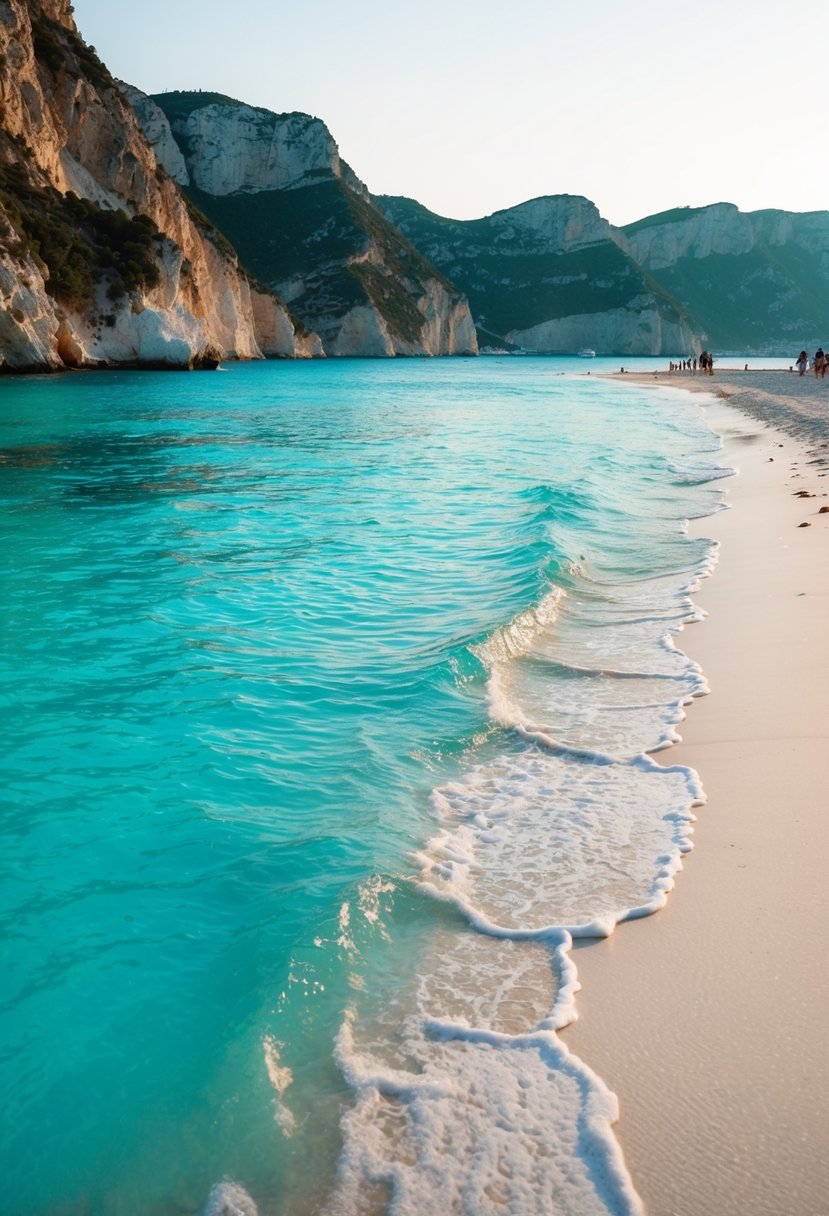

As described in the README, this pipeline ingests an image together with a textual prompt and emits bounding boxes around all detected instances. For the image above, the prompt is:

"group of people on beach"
[795,348,827,377]
[667,353,714,375]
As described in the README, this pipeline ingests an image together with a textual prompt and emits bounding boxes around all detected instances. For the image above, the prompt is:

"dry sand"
[566,373,829,1215]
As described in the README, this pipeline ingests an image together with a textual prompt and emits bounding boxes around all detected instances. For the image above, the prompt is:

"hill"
[379,194,701,355]
[135,91,477,357]
[621,202,829,353]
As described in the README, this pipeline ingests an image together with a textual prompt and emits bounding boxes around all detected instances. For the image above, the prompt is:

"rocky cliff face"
[136,92,477,358]
[622,201,829,268]
[132,89,369,201]
[475,193,612,256]
[619,203,829,351]
[621,203,756,268]
[380,194,702,355]
[0,0,319,372]
[508,304,695,357]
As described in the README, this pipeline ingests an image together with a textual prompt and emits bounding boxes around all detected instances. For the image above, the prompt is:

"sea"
[0,355,765,1215]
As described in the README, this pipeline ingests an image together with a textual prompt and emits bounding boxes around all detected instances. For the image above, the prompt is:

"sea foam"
[325,443,724,1215]
[0,360,734,1215]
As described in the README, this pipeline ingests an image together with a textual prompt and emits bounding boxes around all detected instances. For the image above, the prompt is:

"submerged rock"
[202,1179,258,1216]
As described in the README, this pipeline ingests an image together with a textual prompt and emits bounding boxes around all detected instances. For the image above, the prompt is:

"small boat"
[578,348,596,358]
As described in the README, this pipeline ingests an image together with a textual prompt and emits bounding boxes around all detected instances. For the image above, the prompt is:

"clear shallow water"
[0,359,728,1215]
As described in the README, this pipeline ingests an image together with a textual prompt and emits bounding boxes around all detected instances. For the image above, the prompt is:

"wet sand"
[616,367,829,459]
[567,374,829,1215]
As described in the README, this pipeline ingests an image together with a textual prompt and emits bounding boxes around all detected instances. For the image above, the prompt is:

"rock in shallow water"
[202,1179,258,1216]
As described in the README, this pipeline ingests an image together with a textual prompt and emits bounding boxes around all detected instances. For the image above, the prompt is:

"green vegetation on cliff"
[182,177,456,346]
[31,10,114,92]
[153,91,308,127]
[628,244,829,352]
[0,149,161,307]
[380,196,691,343]
[622,205,711,236]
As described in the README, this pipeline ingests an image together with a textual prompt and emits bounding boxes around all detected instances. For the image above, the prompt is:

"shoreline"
[566,376,829,1213]
[608,368,829,462]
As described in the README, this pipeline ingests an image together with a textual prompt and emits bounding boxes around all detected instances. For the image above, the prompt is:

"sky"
[72,0,827,226]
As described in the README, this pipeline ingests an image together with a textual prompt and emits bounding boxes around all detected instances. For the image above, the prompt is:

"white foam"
[478,550,716,754]
[667,457,735,484]
[491,657,700,755]
[262,1035,297,1136]
[321,409,725,1215]
[327,1010,644,1216]
[472,586,564,670]
[419,746,702,939]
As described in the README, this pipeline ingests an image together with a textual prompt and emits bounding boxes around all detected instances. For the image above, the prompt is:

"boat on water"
[578,348,596,358]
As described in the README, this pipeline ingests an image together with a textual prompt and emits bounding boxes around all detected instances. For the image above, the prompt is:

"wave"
[330,1000,644,1216]
[288,388,729,1216]
[419,745,702,939]
[324,554,710,1213]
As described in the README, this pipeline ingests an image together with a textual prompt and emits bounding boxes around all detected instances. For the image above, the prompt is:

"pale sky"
[73,0,826,227]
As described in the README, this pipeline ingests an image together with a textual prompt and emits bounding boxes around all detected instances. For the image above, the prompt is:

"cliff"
[0,0,319,372]
[620,203,829,352]
[131,88,370,201]
[379,194,702,356]
[137,92,477,358]
[6,2,816,369]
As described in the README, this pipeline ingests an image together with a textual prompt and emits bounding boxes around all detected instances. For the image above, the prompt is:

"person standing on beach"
[813,348,825,378]
[796,350,808,375]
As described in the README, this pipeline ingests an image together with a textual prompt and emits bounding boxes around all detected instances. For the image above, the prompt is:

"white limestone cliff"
[0,243,64,370]
[132,92,477,358]
[380,193,701,356]
[326,283,477,358]
[489,194,613,253]
[0,0,317,372]
[620,202,829,270]
[413,279,478,356]
[620,203,755,269]
[154,100,369,199]
[119,84,190,187]
[507,302,699,356]
[750,208,829,255]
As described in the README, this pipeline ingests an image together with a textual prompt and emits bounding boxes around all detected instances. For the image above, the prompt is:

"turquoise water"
[0,359,727,1215]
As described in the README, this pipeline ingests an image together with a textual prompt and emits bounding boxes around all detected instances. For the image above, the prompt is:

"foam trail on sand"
[329,1011,644,1216]
[420,746,703,941]
[323,543,715,1214]
[314,398,730,1216]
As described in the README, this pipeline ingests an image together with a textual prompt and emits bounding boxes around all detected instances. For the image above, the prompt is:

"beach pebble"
[819,506,829,513]
[798,522,811,528]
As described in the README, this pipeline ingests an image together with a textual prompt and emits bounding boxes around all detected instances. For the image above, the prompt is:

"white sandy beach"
[567,373,829,1214]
